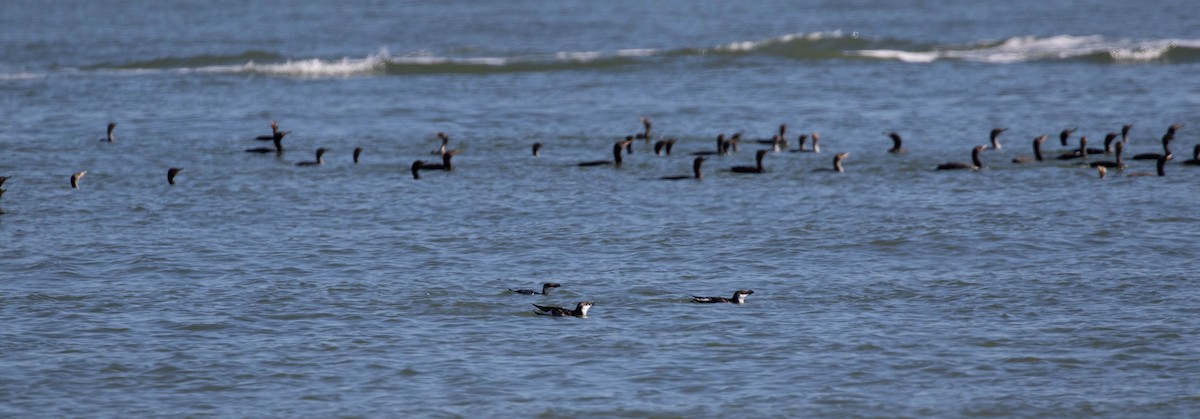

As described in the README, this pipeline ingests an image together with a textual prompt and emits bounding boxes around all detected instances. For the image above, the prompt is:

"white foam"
[0,72,45,80]
[847,35,1197,64]
[846,49,939,63]
[716,31,846,52]
[556,51,605,62]
[616,48,659,57]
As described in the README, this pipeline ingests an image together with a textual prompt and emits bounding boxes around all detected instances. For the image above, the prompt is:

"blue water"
[2,1,1199,417]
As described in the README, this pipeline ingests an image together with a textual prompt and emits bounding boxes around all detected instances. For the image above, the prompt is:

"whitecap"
[0,72,46,80]
[845,49,939,63]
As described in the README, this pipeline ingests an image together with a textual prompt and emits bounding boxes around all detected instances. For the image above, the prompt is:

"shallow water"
[2,1,1199,417]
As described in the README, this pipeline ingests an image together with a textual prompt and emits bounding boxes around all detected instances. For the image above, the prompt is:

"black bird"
[103,122,116,143]
[1128,155,1171,177]
[1056,137,1091,160]
[1089,142,1125,169]
[1059,127,1077,147]
[635,117,653,141]
[296,148,327,166]
[730,150,768,174]
[578,141,627,167]
[654,139,677,155]
[1133,124,1182,160]
[887,132,907,154]
[509,283,561,296]
[803,132,822,153]
[1012,135,1048,163]
[353,147,363,164]
[532,302,593,317]
[813,152,850,173]
[167,168,184,185]
[1182,144,1200,166]
[245,131,287,154]
[661,156,706,180]
[432,132,450,156]
[692,290,755,304]
[1098,132,1119,154]
[70,171,87,189]
[420,151,457,171]
[531,142,543,157]
[792,133,810,152]
[988,128,1007,150]
[253,120,279,141]
[693,134,729,156]
[937,146,986,170]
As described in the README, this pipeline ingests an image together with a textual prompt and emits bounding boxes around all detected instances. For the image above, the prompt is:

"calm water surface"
[2,1,1199,417]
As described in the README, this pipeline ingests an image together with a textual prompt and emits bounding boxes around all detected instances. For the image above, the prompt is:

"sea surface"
[2,1,1199,417]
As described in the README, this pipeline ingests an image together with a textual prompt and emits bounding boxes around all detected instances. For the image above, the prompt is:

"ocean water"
[2,1,1199,417]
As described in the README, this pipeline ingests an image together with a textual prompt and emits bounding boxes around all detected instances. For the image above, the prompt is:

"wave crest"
[76,33,1200,78]
[846,35,1200,64]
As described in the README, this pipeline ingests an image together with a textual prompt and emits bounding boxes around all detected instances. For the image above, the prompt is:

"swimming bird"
[70,171,87,189]
[635,117,653,141]
[936,145,986,170]
[1099,132,1119,154]
[166,167,183,185]
[730,150,769,173]
[808,132,821,153]
[661,156,706,180]
[1128,155,1171,177]
[103,122,116,142]
[1059,128,1077,147]
[353,147,363,164]
[1121,124,1133,145]
[1182,145,1200,166]
[771,135,788,153]
[755,124,789,145]
[623,135,635,154]
[532,142,543,157]
[1132,130,1175,160]
[411,160,425,180]
[814,152,850,173]
[988,128,1007,150]
[245,131,287,153]
[654,139,677,155]
[296,148,327,166]
[253,120,279,141]
[411,153,456,179]
[532,302,593,317]
[887,132,907,154]
[791,134,810,153]
[509,283,561,296]
[577,141,626,167]
[422,151,457,171]
[728,132,742,153]
[1089,142,1125,169]
[1011,135,1048,163]
[1097,166,1107,179]
[692,290,754,304]
[693,134,729,156]
[432,132,449,155]
[1056,137,1090,160]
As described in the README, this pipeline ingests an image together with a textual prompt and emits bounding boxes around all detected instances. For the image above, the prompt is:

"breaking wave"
[58,33,1200,79]
[845,35,1200,64]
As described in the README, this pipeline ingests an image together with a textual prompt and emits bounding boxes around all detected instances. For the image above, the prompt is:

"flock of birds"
[1,118,1189,317]
[509,282,754,318]
[0,117,1192,216]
